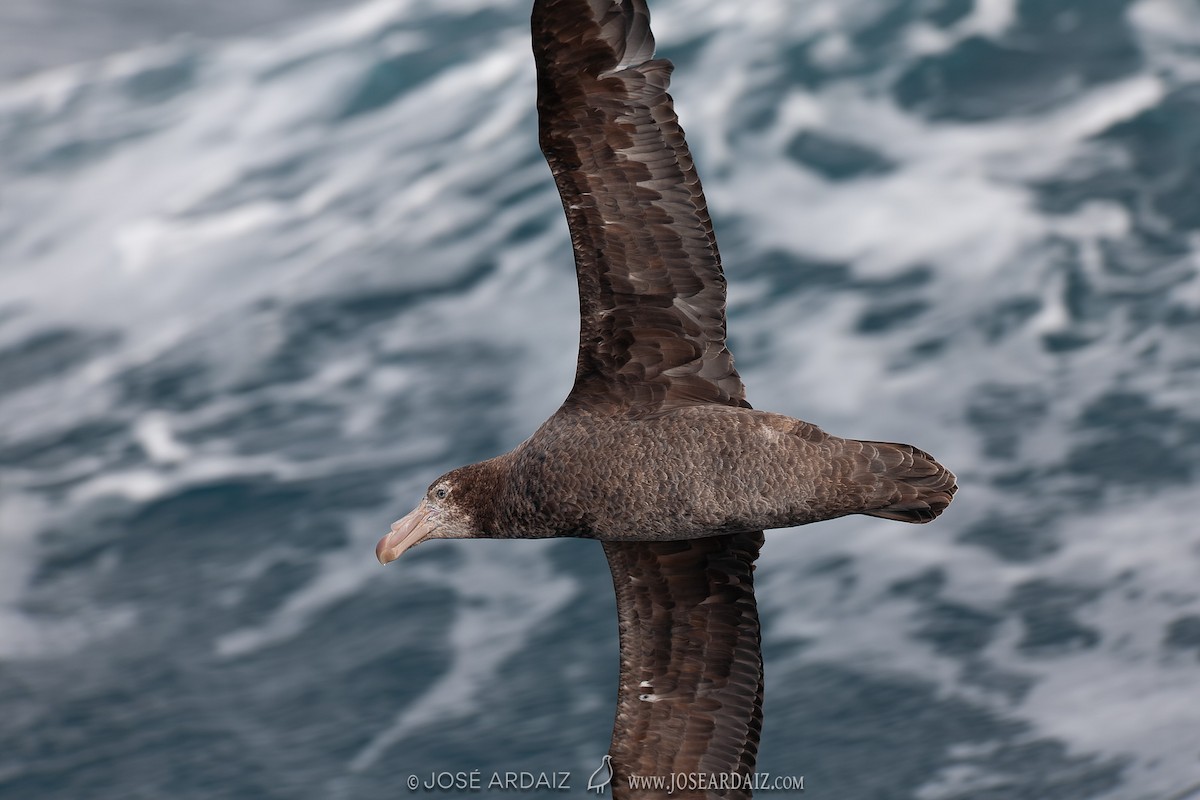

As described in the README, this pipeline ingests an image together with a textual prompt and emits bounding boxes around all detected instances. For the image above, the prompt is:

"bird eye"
[434,487,448,500]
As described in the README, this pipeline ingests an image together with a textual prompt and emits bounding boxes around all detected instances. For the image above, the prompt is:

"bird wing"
[533,2,765,791]
[603,533,764,797]
[533,0,747,415]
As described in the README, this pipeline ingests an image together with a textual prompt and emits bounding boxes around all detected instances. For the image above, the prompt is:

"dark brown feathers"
[604,533,764,799]
[533,0,746,415]
[377,0,956,793]
[853,441,957,523]
[379,1,954,797]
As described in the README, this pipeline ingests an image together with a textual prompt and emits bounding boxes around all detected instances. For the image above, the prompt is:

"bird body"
[429,406,952,544]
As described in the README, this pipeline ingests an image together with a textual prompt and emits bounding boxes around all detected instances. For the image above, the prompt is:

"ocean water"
[2,0,1200,797]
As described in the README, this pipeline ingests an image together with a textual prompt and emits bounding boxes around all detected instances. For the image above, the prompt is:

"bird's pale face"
[375,472,478,564]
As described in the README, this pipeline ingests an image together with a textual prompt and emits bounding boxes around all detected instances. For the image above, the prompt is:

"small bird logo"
[587,754,613,794]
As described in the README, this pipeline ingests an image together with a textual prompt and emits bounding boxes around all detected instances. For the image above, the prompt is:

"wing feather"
[532,0,746,415]
[603,533,764,799]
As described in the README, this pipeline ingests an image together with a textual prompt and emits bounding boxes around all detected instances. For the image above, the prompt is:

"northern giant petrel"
[377,1,956,796]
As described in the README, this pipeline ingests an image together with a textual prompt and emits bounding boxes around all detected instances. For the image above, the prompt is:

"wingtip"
[534,0,658,74]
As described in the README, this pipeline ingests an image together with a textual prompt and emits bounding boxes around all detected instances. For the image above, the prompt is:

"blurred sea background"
[3,0,1200,797]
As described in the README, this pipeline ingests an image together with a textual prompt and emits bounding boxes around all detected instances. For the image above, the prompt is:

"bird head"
[375,460,503,564]
[376,468,478,564]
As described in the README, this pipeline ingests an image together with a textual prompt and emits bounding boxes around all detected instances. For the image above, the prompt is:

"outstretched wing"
[533,0,746,415]
[603,533,765,799]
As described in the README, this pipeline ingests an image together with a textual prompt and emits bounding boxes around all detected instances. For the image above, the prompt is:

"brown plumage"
[604,533,765,796]
[533,0,743,415]
[376,1,957,798]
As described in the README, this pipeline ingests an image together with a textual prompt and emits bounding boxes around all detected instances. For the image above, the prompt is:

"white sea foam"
[348,538,578,773]
[0,490,139,660]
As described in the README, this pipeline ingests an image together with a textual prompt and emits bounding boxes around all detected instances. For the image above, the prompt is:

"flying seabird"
[377,1,956,797]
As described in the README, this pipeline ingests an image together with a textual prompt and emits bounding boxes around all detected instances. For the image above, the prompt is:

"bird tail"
[853,441,957,524]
